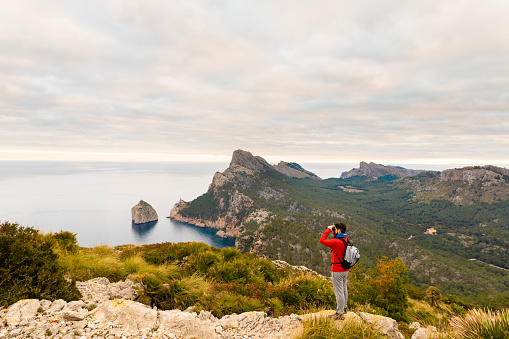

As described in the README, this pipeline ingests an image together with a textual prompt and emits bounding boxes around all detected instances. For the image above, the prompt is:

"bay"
[0,161,234,248]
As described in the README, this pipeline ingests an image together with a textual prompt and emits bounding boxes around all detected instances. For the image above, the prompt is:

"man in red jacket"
[320,222,349,320]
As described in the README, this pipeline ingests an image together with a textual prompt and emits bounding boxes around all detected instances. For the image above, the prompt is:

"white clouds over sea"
[1,0,508,165]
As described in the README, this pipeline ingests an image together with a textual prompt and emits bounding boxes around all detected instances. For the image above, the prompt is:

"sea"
[0,161,353,248]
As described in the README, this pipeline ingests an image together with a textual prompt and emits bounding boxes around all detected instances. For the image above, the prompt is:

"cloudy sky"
[1,0,509,166]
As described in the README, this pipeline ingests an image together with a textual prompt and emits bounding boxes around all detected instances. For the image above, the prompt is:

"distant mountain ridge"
[341,161,423,179]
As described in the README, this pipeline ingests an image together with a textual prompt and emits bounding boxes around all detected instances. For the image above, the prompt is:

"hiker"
[320,222,349,320]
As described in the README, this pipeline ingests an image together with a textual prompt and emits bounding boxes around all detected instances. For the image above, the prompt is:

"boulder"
[4,299,41,326]
[359,312,405,339]
[156,309,220,338]
[411,326,437,339]
[131,200,158,224]
[88,299,157,336]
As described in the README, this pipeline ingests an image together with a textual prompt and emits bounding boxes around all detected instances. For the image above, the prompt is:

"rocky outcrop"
[230,149,273,172]
[0,277,410,339]
[131,200,158,224]
[341,162,422,179]
[441,167,504,184]
[273,161,321,180]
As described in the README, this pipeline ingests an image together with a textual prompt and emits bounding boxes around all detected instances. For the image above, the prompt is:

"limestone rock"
[359,312,405,339]
[4,299,40,327]
[76,277,142,303]
[409,321,421,329]
[131,200,158,224]
[156,309,219,338]
[411,326,437,339]
[230,149,273,172]
[89,299,157,337]
[441,168,502,184]
[341,162,422,179]
[273,161,321,180]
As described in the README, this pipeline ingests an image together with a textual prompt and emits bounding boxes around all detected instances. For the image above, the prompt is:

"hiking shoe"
[328,313,345,321]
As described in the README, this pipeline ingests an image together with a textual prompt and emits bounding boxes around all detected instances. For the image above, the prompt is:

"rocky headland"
[168,150,321,241]
[132,200,158,224]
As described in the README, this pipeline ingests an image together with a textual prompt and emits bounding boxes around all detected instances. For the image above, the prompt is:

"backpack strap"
[331,238,349,266]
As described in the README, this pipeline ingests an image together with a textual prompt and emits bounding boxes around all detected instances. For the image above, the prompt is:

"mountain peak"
[230,149,273,172]
[341,162,422,179]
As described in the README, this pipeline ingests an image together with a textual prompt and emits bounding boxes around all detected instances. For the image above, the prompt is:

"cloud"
[1,0,509,164]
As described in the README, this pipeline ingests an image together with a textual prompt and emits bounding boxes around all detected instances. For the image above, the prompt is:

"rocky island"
[131,200,158,224]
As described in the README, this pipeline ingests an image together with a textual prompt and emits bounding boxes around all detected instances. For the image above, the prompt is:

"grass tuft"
[450,308,509,339]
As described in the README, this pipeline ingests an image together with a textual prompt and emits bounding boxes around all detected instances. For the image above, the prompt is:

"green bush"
[405,284,426,301]
[0,222,81,307]
[274,274,335,311]
[349,257,409,322]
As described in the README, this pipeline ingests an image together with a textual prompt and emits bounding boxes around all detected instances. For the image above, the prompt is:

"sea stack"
[131,200,158,224]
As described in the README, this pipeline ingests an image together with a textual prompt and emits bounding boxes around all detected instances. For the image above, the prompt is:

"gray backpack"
[333,238,360,269]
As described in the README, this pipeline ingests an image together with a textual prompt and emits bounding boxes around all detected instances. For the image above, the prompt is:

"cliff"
[402,165,509,204]
[131,200,158,224]
[341,161,423,179]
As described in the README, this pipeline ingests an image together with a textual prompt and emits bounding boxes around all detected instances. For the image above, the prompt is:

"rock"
[156,309,219,338]
[76,277,142,303]
[411,326,437,339]
[409,321,421,329]
[4,299,40,326]
[47,299,67,313]
[131,200,158,224]
[341,162,422,179]
[89,299,157,337]
[359,312,405,339]
[273,161,322,180]
[230,149,273,172]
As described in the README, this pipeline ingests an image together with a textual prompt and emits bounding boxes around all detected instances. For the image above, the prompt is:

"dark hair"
[334,222,347,233]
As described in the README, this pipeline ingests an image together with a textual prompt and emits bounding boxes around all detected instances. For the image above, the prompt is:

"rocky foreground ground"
[1,278,436,339]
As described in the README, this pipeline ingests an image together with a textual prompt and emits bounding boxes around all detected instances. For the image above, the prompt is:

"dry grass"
[450,308,509,339]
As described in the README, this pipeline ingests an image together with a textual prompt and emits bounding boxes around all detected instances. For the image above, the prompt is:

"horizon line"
[1,149,509,168]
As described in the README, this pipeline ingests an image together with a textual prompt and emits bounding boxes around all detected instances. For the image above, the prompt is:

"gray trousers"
[332,271,348,314]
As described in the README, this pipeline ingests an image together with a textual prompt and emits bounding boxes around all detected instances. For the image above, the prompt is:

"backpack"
[332,238,360,269]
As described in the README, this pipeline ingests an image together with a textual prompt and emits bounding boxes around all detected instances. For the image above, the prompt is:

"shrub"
[349,257,409,322]
[426,286,441,307]
[208,291,265,317]
[45,230,79,253]
[274,273,335,311]
[0,222,81,307]
[406,284,426,301]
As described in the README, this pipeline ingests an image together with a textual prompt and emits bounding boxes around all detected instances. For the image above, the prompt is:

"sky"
[1,0,509,168]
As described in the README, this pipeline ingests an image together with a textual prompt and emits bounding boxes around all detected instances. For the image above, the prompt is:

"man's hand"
[327,225,335,230]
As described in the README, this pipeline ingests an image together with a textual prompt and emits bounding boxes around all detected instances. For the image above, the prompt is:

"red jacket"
[320,228,349,272]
